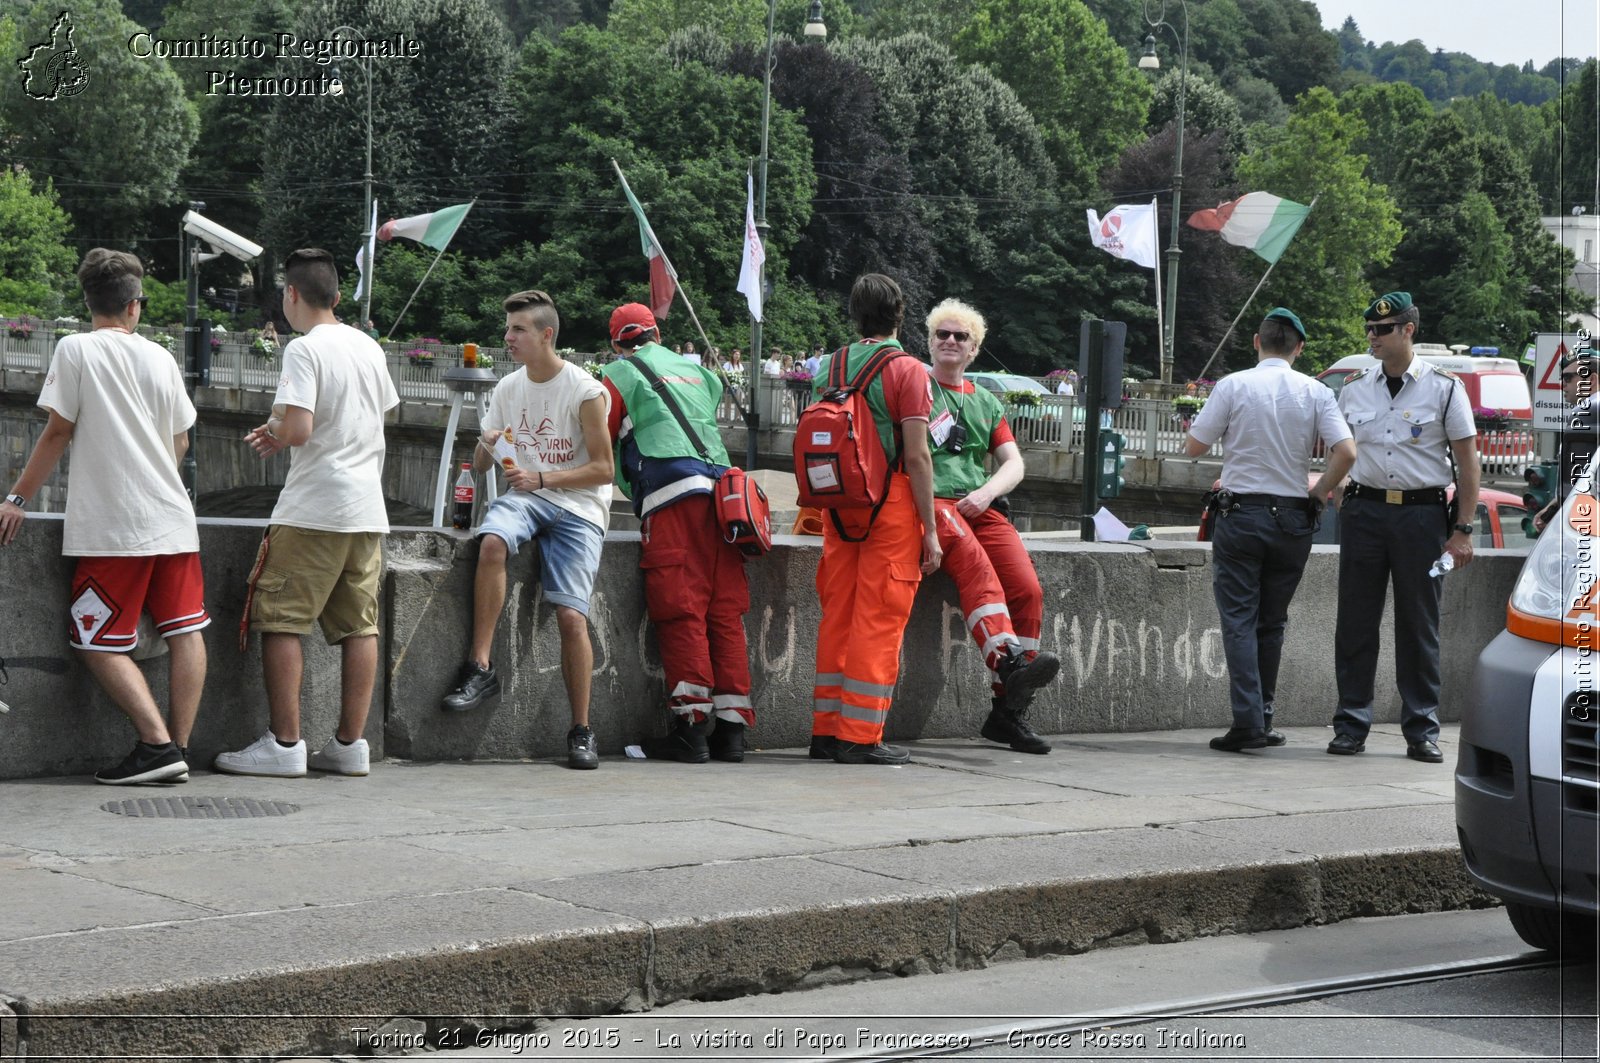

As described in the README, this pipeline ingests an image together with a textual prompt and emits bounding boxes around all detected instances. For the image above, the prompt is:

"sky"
[1319,0,1599,69]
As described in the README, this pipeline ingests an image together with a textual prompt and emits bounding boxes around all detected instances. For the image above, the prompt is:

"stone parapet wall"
[0,518,1524,778]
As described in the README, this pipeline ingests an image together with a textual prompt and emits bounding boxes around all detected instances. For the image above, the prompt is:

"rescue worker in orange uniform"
[923,298,1060,754]
[809,274,941,765]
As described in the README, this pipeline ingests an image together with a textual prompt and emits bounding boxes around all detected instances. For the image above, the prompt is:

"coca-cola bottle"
[452,462,475,529]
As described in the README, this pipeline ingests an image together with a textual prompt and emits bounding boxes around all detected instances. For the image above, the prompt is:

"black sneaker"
[708,721,747,763]
[808,735,837,760]
[997,650,1060,714]
[831,740,911,765]
[442,661,500,713]
[95,741,188,786]
[566,725,599,770]
[980,700,1051,754]
[642,718,710,764]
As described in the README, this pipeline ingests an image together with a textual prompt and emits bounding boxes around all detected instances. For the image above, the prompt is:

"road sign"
[1532,332,1592,430]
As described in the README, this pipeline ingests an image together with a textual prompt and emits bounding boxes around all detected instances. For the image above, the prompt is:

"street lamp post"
[331,25,374,330]
[746,0,826,472]
[1139,0,1188,385]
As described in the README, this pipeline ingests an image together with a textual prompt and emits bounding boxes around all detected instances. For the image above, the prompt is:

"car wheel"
[1505,901,1599,956]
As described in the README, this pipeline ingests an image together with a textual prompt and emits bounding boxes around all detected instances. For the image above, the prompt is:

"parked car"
[1196,479,1528,548]
[964,371,1072,443]
[1455,458,1599,955]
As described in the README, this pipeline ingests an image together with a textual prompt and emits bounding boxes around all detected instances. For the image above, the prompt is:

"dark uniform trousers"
[1332,497,1446,743]
[1212,502,1315,731]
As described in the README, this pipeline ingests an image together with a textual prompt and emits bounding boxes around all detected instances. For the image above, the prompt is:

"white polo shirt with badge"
[1188,358,1351,497]
[1339,358,1476,491]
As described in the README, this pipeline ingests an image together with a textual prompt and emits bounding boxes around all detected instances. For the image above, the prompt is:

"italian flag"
[377,202,473,251]
[1186,192,1310,264]
[616,167,679,320]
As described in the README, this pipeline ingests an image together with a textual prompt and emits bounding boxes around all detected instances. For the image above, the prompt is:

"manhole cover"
[100,796,301,819]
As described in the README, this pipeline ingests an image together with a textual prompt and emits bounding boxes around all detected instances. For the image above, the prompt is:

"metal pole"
[746,0,777,473]
[181,199,205,502]
[1080,319,1104,541]
[1143,0,1188,384]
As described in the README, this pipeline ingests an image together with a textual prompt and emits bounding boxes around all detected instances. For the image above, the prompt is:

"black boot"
[996,650,1060,714]
[641,717,710,764]
[708,720,747,763]
[981,697,1051,755]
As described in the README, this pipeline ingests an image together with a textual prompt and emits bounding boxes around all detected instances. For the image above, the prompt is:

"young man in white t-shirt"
[440,290,614,770]
[215,248,399,778]
[0,249,209,785]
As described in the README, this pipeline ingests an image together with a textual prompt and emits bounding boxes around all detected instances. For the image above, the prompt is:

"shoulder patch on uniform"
[1432,367,1460,382]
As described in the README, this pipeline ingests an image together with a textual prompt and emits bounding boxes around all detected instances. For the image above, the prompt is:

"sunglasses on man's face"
[1563,370,1591,381]
[1364,322,1400,336]
[934,329,971,343]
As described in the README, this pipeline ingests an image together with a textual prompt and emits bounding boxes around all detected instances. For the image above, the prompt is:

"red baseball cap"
[609,303,657,343]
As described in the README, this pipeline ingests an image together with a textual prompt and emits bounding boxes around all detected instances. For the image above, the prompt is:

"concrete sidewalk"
[0,724,1487,1060]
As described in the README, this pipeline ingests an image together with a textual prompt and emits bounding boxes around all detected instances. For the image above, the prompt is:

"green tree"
[606,0,856,48]
[953,0,1150,195]
[1335,81,1431,190]
[503,25,825,352]
[1233,87,1402,369]
[259,0,519,267]
[1146,70,1246,163]
[0,172,77,316]
[0,0,198,247]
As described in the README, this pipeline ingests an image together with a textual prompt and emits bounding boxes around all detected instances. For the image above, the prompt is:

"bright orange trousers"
[812,475,924,745]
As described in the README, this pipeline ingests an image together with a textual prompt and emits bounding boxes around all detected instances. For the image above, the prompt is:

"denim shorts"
[478,492,605,614]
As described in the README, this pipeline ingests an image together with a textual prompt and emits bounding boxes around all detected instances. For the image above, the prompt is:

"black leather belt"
[1230,493,1313,510]
[1346,482,1446,505]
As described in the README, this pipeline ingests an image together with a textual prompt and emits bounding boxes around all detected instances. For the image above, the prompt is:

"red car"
[1198,480,1528,547]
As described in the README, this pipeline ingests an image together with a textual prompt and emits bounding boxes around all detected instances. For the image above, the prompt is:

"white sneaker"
[308,736,369,776]
[213,732,307,777]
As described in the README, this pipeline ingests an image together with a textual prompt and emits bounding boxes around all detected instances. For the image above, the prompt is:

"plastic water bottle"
[452,463,475,529]
[1428,552,1455,579]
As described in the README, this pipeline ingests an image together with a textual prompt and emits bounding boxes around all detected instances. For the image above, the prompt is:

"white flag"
[736,172,766,322]
[1086,202,1159,269]
[354,197,378,302]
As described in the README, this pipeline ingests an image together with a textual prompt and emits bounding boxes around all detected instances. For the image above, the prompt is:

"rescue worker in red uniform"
[923,299,1060,753]
[600,304,753,764]
[809,274,941,765]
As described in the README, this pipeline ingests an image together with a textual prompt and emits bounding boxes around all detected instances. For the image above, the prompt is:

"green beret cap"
[1560,348,1600,369]
[1364,291,1413,320]
[1263,306,1305,340]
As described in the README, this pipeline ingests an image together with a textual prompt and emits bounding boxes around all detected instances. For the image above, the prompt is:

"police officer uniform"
[1187,308,1353,751]
[1331,292,1477,761]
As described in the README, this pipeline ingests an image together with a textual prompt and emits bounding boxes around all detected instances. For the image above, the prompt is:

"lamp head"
[804,0,827,38]
[1139,34,1160,70]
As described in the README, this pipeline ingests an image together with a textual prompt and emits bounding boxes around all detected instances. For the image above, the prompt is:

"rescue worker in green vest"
[600,304,754,764]
[923,298,1060,753]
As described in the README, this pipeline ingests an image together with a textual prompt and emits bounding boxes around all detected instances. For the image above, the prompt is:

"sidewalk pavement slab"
[0,725,1490,1059]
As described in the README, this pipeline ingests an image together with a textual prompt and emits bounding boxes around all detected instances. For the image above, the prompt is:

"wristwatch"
[4,493,25,508]
[1452,523,1474,537]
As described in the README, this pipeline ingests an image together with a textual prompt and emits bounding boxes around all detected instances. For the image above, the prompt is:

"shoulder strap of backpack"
[625,354,714,465]
[844,340,905,392]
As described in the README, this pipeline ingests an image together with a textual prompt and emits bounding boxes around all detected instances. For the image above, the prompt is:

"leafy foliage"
[0,172,77,317]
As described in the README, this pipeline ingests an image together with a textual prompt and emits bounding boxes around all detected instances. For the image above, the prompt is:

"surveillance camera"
[182,210,263,262]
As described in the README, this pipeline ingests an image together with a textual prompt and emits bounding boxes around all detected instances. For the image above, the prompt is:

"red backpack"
[792,341,907,542]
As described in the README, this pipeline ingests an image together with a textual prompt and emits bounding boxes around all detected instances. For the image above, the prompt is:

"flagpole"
[1149,197,1165,382]
[385,200,476,341]
[1193,194,1317,383]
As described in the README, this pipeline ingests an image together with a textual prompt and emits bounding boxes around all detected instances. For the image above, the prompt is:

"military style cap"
[1364,291,1413,321]
[1561,347,1600,370]
[1262,306,1306,340]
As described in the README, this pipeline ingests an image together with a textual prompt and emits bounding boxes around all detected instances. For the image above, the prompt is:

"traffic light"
[1097,431,1126,499]
[1521,461,1560,537]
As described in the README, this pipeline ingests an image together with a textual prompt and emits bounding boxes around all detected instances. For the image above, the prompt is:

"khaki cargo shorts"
[248,525,382,643]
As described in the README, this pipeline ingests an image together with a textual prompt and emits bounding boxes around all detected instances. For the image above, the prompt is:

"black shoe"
[1263,728,1287,747]
[831,740,911,765]
[1326,734,1366,756]
[708,721,747,763]
[997,650,1061,714]
[980,700,1051,754]
[1406,740,1444,763]
[642,719,710,764]
[809,735,837,760]
[1209,727,1269,753]
[442,661,500,713]
[171,745,191,781]
[95,741,188,785]
[566,725,598,770]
